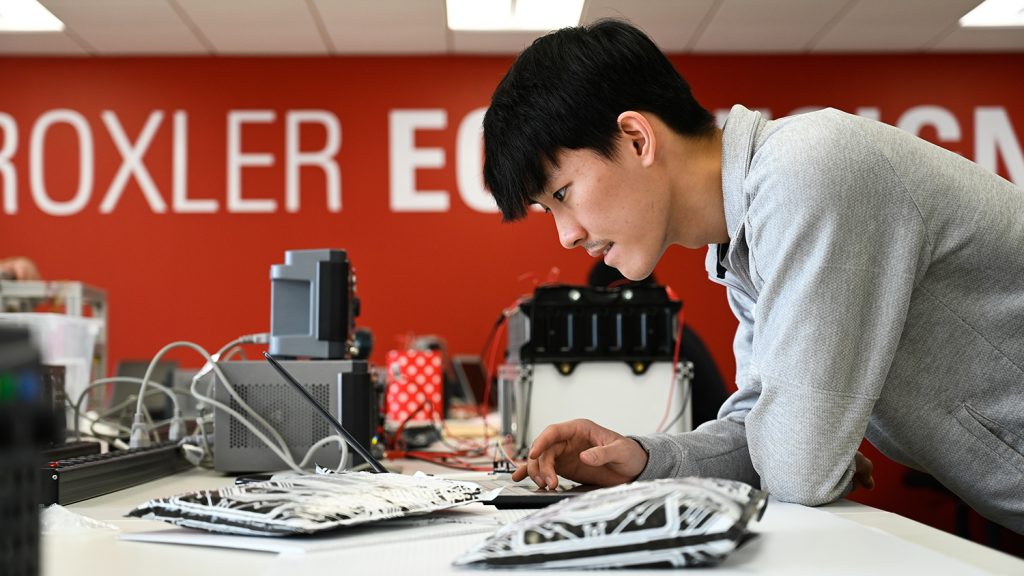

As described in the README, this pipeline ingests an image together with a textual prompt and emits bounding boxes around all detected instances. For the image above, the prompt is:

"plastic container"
[0,313,103,409]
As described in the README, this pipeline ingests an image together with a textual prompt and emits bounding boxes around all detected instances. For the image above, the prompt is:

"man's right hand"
[510,419,649,489]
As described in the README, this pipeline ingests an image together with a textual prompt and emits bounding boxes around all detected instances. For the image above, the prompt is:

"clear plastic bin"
[0,313,104,409]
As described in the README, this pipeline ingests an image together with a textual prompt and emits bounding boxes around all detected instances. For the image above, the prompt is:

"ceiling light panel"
[960,0,1024,27]
[0,0,64,32]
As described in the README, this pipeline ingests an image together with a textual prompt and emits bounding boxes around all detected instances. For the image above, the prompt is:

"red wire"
[478,317,508,446]
[655,296,685,433]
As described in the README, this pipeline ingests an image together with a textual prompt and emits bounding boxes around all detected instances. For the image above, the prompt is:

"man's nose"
[556,215,586,250]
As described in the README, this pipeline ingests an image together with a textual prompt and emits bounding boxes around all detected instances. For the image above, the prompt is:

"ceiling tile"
[0,0,1018,56]
[177,0,327,55]
[314,0,447,54]
[692,0,849,53]
[931,25,1024,52]
[811,0,983,52]
[451,30,543,54]
[0,32,88,55]
[583,0,718,52]
[42,0,207,54]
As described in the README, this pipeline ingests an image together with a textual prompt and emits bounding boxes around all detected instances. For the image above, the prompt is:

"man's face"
[533,144,671,281]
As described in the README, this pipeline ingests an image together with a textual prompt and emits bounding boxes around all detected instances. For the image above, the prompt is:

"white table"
[42,467,1024,576]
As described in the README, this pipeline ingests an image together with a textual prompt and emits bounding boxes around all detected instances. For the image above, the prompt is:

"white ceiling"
[0,0,1021,56]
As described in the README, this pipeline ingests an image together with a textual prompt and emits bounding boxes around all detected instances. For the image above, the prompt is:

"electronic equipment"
[1,325,54,576]
[39,440,190,505]
[265,353,387,473]
[500,284,691,451]
[204,359,376,473]
[508,284,680,367]
[40,440,101,462]
[472,477,599,509]
[38,364,66,445]
[451,355,493,407]
[269,249,360,359]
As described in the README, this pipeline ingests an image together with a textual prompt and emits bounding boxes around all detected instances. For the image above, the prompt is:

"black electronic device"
[473,478,601,509]
[451,355,494,407]
[39,441,191,505]
[38,364,66,445]
[510,284,681,372]
[1,325,55,576]
[40,440,102,461]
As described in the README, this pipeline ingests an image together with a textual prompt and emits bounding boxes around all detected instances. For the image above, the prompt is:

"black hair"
[483,19,715,222]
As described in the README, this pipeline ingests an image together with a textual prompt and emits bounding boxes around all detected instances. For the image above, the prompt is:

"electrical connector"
[492,460,516,474]
[168,409,187,442]
[245,332,270,344]
[129,413,151,449]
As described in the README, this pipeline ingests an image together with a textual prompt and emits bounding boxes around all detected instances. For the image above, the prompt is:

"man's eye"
[553,187,566,202]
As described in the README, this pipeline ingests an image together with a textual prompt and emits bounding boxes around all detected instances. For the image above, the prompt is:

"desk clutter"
[126,472,485,536]
[455,478,767,569]
[124,472,764,569]
[8,249,758,572]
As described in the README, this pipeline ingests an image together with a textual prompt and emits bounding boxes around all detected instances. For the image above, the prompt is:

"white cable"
[181,338,349,473]
[74,377,178,441]
[189,333,269,390]
[130,340,290,452]
[298,435,349,472]
[188,361,350,473]
[188,368,302,473]
[127,336,350,474]
[134,333,268,419]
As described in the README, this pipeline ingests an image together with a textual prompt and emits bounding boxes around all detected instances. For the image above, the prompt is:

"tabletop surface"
[41,465,1024,576]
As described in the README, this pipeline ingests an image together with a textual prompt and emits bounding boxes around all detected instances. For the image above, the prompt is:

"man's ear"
[616,111,656,168]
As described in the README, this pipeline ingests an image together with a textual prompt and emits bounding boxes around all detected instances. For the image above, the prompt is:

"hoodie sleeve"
[634,111,929,504]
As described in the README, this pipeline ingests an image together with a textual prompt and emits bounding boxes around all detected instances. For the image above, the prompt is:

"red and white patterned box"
[385,349,443,428]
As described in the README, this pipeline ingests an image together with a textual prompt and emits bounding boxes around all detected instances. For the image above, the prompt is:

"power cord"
[127,336,350,474]
[73,377,180,441]
[131,333,269,447]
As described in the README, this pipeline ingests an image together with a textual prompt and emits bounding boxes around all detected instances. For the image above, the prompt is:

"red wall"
[2,53,1023,542]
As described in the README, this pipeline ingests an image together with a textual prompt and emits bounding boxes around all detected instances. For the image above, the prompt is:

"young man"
[483,19,1024,533]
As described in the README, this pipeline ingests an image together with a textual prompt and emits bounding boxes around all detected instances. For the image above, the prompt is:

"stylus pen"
[264,352,388,474]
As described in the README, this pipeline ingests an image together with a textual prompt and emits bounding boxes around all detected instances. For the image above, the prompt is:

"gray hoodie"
[634,105,1024,532]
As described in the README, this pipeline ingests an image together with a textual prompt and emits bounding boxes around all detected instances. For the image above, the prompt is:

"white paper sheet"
[120,505,530,556]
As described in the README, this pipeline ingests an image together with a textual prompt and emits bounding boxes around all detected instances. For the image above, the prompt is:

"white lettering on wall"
[286,110,341,213]
[389,109,449,212]
[173,111,218,213]
[29,109,94,217]
[897,105,961,143]
[99,110,168,214]
[976,107,1024,186]
[1,104,1018,216]
[0,113,17,214]
[227,110,276,213]
[456,107,496,213]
